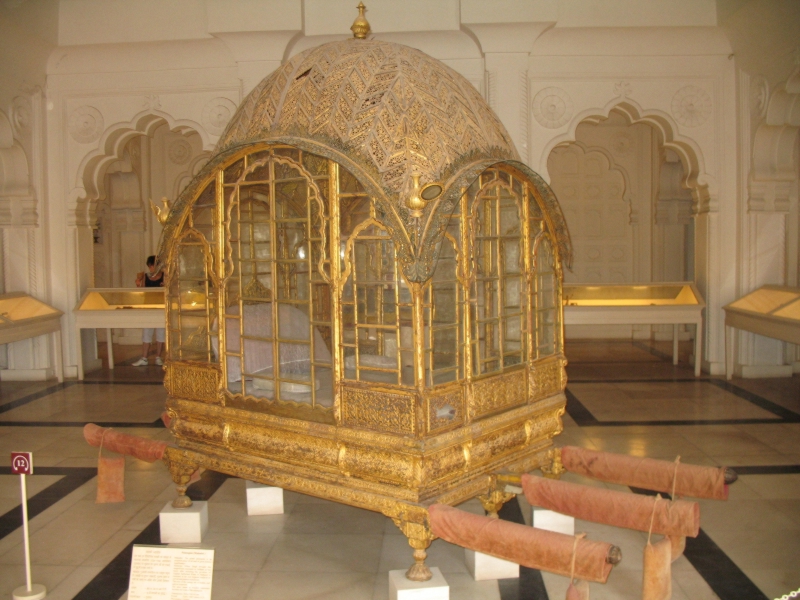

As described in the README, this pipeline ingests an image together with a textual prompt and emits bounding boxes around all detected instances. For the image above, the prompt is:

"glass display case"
[0,292,64,382]
[73,288,166,379]
[723,285,800,379]
[563,283,705,375]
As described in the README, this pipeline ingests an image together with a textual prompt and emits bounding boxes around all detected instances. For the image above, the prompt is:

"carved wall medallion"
[470,370,527,419]
[613,81,633,99]
[532,87,573,129]
[340,386,415,435]
[12,96,31,134]
[143,94,161,110]
[68,106,104,143]
[202,97,237,135]
[169,139,192,165]
[167,363,220,404]
[749,74,770,120]
[671,85,712,128]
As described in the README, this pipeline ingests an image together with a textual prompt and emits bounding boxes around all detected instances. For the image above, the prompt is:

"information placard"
[128,545,214,600]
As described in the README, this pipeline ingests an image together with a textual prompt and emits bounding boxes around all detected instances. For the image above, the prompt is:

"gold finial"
[406,172,426,218]
[351,2,370,39]
[150,196,171,225]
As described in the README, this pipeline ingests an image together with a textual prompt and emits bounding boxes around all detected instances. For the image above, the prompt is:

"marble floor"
[0,340,798,599]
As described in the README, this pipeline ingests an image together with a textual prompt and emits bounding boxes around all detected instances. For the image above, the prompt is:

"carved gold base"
[163,389,565,580]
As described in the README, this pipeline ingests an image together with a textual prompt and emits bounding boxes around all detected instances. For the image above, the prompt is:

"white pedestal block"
[245,481,284,516]
[389,567,449,600]
[532,508,574,535]
[12,584,46,600]
[159,501,208,544]
[465,549,519,581]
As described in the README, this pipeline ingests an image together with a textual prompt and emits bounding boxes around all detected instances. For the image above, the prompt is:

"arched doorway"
[75,114,210,357]
[548,109,695,340]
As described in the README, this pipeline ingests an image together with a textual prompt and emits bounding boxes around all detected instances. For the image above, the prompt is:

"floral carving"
[168,363,220,404]
[202,97,237,135]
[613,81,633,98]
[341,386,415,434]
[750,75,769,120]
[671,85,712,128]
[530,360,563,400]
[12,96,31,134]
[68,106,104,143]
[470,370,526,419]
[169,139,192,165]
[532,87,573,129]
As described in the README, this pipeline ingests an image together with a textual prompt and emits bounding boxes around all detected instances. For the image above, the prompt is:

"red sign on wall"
[11,452,33,475]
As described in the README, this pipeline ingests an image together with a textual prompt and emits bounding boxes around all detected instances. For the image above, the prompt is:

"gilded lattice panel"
[530,359,564,401]
[469,370,527,419]
[168,364,220,404]
[340,386,415,435]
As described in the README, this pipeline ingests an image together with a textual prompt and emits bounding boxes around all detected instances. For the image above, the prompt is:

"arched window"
[533,236,559,358]
[167,229,216,362]
[424,221,465,387]
[340,213,414,387]
[220,150,333,408]
[468,169,528,377]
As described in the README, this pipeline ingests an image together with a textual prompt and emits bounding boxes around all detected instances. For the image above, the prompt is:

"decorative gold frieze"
[167,363,220,404]
[172,416,225,446]
[340,386,415,435]
[530,358,564,401]
[224,419,339,469]
[469,369,527,420]
[338,443,417,486]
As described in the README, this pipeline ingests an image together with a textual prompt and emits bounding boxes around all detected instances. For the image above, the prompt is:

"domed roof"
[215,38,518,195]
[160,36,572,279]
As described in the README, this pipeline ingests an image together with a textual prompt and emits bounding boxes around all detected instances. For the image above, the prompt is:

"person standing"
[133,255,165,366]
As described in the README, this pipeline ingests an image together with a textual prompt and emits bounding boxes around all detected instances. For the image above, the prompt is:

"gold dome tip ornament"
[351,2,370,39]
[406,172,426,218]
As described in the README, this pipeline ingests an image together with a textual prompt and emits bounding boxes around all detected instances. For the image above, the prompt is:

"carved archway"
[70,110,212,226]
[538,98,712,214]
[70,111,210,287]
[547,140,633,284]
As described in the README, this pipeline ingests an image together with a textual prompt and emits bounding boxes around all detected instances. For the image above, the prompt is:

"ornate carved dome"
[161,36,572,278]
[215,38,518,196]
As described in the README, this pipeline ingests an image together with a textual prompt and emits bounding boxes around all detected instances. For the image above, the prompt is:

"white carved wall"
[548,112,694,341]
[522,26,739,374]
[91,126,208,346]
[549,143,632,284]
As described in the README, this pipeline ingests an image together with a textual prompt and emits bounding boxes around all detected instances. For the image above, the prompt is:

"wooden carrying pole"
[522,474,700,537]
[428,504,620,583]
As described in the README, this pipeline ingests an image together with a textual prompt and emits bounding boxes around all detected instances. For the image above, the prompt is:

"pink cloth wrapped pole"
[522,474,699,538]
[84,423,168,463]
[428,504,618,583]
[560,446,729,500]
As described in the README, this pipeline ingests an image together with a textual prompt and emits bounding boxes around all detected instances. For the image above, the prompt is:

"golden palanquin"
[158,33,572,576]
